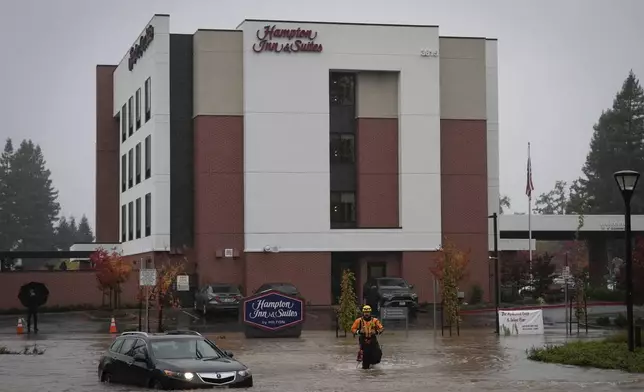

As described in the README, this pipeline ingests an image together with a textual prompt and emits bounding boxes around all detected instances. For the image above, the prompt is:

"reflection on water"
[0,330,642,392]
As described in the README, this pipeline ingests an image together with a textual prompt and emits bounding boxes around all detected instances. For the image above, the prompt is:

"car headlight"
[237,369,251,377]
[163,370,194,381]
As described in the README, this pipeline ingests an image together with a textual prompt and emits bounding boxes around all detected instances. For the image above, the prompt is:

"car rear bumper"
[206,303,240,311]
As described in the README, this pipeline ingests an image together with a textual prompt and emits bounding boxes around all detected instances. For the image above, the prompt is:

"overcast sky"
[1,0,643,228]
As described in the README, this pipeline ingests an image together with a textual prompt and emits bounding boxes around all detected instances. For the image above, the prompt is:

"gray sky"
[1,0,643,228]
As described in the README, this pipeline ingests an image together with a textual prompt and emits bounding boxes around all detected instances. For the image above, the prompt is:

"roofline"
[440,35,493,41]
[237,19,438,30]
[195,28,240,33]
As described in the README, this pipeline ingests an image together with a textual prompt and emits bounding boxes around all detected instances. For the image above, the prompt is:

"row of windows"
[121,78,152,142]
[122,136,151,192]
[121,193,152,242]
[330,191,356,226]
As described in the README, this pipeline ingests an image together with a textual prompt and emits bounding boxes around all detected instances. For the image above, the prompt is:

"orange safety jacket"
[351,316,384,337]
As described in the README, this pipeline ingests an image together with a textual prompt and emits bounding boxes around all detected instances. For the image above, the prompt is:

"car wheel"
[150,379,165,390]
[101,372,112,383]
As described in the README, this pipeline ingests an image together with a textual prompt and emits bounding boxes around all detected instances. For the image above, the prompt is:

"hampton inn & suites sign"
[253,25,323,54]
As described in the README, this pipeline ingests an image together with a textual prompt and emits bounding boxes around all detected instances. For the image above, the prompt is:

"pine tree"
[55,216,75,250]
[575,71,644,214]
[0,139,16,253]
[11,140,60,250]
[76,214,94,243]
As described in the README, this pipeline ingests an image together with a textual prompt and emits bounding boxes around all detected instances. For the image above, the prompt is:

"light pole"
[614,169,640,352]
[489,213,500,334]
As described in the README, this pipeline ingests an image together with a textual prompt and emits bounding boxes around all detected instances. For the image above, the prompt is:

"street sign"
[139,269,157,286]
[176,275,190,291]
[562,266,571,280]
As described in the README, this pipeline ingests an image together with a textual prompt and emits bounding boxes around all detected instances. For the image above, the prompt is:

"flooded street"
[0,330,642,392]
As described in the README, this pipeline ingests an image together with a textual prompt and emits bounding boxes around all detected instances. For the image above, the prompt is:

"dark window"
[145,193,151,237]
[128,202,134,241]
[145,135,151,179]
[132,339,148,357]
[330,192,356,228]
[330,73,355,106]
[136,88,141,130]
[135,143,141,184]
[128,149,134,188]
[330,134,355,163]
[119,338,136,356]
[128,96,134,136]
[121,105,127,142]
[145,78,151,122]
[121,205,127,242]
[109,338,125,353]
[121,154,127,192]
[135,198,141,239]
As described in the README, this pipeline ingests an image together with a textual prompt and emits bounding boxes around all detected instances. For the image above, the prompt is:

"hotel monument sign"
[253,25,323,54]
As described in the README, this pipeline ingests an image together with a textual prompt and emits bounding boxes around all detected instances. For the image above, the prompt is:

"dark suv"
[370,277,419,312]
[98,330,253,389]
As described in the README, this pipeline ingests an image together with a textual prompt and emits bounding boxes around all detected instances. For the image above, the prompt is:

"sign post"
[139,269,157,333]
[563,264,570,333]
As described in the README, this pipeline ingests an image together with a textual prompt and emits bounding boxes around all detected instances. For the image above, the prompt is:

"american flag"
[526,146,534,198]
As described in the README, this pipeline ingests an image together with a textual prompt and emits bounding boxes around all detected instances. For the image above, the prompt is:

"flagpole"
[528,143,533,280]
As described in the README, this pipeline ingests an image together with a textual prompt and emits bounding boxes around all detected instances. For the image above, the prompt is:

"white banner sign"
[498,309,544,335]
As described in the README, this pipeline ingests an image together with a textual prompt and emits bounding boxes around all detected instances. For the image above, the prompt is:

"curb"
[460,302,625,315]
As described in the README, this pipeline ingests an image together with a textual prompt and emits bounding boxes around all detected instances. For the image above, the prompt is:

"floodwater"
[0,329,642,392]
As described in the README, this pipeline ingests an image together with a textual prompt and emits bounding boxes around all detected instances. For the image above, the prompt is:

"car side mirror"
[224,350,234,358]
[133,353,147,362]
[409,284,414,289]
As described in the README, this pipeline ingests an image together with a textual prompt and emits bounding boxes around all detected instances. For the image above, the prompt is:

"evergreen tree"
[0,139,16,252]
[55,216,76,250]
[11,140,60,250]
[575,71,644,214]
[76,214,94,243]
[534,181,568,214]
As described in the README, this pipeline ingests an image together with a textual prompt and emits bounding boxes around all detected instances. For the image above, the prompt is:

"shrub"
[587,287,624,302]
[337,269,359,334]
[596,316,611,326]
[527,338,644,372]
[469,284,483,305]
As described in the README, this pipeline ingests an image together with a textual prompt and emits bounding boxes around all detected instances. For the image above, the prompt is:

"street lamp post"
[489,213,500,334]
[614,169,640,352]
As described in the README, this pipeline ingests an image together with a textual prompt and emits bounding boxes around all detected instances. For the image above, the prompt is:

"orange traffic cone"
[109,317,117,334]
[16,318,24,335]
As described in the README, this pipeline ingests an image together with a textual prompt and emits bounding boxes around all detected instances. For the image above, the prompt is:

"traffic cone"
[109,317,117,334]
[16,318,24,335]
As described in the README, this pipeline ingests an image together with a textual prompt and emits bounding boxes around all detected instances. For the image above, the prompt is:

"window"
[121,104,127,142]
[135,88,141,130]
[145,193,151,237]
[128,202,134,241]
[330,73,355,106]
[330,192,356,227]
[145,77,151,122]
[330,134,355,163]
[121,154,127,192]
[128,96,134,136]
[145,135,151,179]
[128,149,134,188]
[135,198,141,239]
[121,205,127,242]
[132,339,148,358]
[119,338,136,356]
[109,338,125,353]
[135,143,141,184]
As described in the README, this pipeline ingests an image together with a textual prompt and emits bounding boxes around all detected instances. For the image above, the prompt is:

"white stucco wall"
[113,14,171,255]
[240,21,442,252]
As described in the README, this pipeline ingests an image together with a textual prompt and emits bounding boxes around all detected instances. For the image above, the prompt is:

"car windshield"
[378,278,408,287]
[151,338,222,360]
[210,285,238,293]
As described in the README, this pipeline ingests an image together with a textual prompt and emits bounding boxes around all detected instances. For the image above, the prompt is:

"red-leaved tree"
[430,239,470,327]
[138,256,186,332]
[91,247,132,310]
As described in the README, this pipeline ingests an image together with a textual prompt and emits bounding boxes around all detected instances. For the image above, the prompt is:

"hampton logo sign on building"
[243,290,304,331]
[253,25,323,54]
[128,24,155,71]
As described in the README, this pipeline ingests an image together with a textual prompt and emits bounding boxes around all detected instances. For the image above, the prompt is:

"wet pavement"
[0,329,643,391]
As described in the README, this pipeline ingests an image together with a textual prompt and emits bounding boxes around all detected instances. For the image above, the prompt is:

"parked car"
[97,330,253,389]
[194,283,244,315]
[370,277,419,312]
[254,282,300,297]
